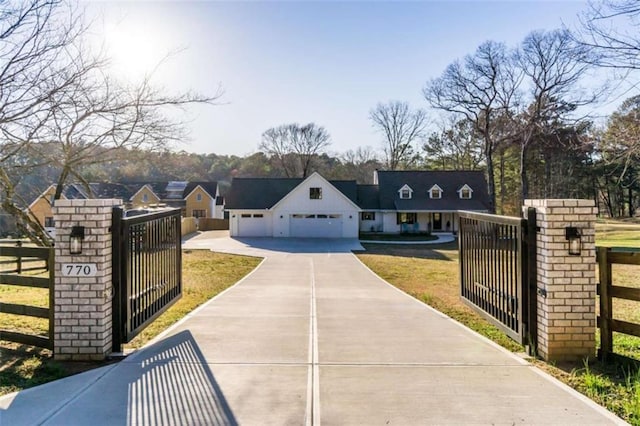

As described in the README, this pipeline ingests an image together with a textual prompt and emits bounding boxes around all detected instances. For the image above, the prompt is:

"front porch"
[377,211,458,234]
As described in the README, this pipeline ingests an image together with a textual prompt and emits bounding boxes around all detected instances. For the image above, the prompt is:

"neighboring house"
[128,181,222,219]
[226,170,491,238]
[225,172,361,238]
[28,183,132,235]
[28,181,223,231]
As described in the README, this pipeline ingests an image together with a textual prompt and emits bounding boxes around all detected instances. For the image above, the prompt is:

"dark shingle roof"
[225,177,359,210]
[357,185,380,210]
[376,170,491,211]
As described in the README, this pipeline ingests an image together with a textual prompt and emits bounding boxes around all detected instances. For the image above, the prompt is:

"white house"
[225,172,360,238]
[225,170,491,238]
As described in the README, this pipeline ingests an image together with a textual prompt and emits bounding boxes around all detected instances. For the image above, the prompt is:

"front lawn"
[0,250,260,396]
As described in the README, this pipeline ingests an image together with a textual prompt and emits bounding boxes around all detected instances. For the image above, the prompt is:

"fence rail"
[0,244,54,349]
[597,247,640,360]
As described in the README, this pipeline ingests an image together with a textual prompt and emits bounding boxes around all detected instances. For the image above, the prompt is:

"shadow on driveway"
[1,331,237,426]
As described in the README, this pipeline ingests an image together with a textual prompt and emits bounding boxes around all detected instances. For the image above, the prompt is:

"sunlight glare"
[103,18,172,82]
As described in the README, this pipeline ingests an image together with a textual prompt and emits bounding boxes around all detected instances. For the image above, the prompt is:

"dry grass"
[0,250,260,396]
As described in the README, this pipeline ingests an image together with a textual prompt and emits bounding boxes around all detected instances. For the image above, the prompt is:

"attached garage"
[237,213,268,237]
[289,214,343,238]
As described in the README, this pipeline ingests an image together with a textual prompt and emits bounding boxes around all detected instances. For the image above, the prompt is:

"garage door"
[238,214,268,237]
[290,214,343,238]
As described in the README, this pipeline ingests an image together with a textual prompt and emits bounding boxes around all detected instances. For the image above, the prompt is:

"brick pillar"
[52,199,123,361]
[524,199,597,362]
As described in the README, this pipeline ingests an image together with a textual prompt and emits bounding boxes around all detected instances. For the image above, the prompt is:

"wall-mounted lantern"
[70,226,85,255]
[565,226,581,256]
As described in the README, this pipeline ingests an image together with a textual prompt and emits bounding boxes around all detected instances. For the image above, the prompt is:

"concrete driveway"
[0,237,626,425]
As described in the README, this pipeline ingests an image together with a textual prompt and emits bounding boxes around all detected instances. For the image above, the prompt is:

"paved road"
[0,238,626,425]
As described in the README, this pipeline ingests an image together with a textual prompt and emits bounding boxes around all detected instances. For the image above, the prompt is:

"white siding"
[272,174,359,238]
[229,210,272,237]
[382,212,400,233]
[359,212,383,232]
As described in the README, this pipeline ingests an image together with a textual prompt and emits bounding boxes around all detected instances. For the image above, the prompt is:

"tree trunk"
[520,143,529,202]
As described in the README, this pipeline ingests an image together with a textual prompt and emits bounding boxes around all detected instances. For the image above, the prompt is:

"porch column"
[53,199,123,361]
[524,199,597,362]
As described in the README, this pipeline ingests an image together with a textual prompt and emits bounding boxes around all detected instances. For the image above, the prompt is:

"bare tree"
[259,123,331,178]
[0,0,219,245]
[514,29,595,200]
[424,41,520,212]
[574,0,640,70]
[369,101,427,170]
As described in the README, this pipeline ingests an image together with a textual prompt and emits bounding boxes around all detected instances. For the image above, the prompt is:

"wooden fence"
[198,218,229,231]
[597,247,640,360]
[0,243,54,349]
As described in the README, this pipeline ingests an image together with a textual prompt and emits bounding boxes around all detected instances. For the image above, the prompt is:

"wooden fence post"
[598,247,613,360]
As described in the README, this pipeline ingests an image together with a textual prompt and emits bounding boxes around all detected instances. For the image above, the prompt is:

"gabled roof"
[225,176,358,210]
[185,182,218,199]
[357,185,380,210]
[125,181,218,201]
[376,170,491,211]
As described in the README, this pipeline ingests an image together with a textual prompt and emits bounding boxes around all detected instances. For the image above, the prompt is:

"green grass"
[0,250,260,396]
[596,222,640,248]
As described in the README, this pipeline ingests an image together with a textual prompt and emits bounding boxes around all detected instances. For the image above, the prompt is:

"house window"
[241,214,252,218]
[310,187,322,199]
[253,214,263,218]
[429,185,443,199]
[192,209,206,218]
[396,213,417,224]
[361,212,376,221]
[44,217,55,227]
[401,189,411,199]
[142,193,148,202]
[196,193,203,202]
[460,188,471,199]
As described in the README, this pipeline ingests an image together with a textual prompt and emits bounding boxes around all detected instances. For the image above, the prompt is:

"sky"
[86,1,618,157]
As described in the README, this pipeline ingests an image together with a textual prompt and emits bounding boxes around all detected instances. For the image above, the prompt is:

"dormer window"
[429,184,443,199]
[398,184,413,199]
[458,184,473,199]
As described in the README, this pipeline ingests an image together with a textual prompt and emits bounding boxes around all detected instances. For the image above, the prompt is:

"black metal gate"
[458,209,537,349]
[112,208,182,352]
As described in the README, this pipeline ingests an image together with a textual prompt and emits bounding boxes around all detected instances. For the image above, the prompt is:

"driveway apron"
[0,239,626,425]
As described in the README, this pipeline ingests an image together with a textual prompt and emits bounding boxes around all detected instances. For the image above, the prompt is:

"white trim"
[458,184,473,199]
[429,184,443,199]
[398,184,413,199]
[185,184,218,201]
[270,172,361,211]
[28,184,57,210]
[129,184,160,203]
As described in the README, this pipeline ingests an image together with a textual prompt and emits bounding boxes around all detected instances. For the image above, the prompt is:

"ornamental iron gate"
[458,208,537,350]
[112,208,182,352]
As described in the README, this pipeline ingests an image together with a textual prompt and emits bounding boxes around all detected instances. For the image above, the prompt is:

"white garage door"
[238,214,268,237]
[290,214,343,238]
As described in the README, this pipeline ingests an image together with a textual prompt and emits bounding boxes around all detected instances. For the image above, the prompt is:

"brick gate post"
[52,199,123,361]
[524,199,597,362]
